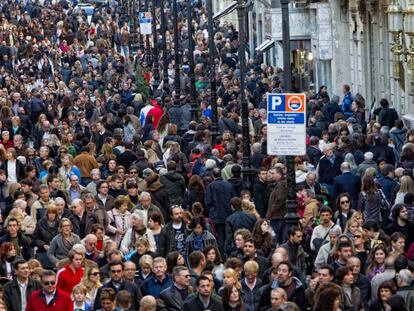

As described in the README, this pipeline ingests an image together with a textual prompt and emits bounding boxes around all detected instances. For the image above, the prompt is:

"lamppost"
[151,0,160,91]
[160,0,169,93]
[138,0,145,52]
[281,0,299,228]
[144,0,151,64]
[172,0,181,101]
[236,0,252,190]
[187,0,198,120]
[130,0,139,54]
[207,0,219,144]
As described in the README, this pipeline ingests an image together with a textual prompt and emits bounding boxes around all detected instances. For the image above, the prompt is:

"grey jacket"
[47,233,81,264]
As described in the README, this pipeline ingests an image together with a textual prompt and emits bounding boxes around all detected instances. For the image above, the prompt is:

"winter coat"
[356,160,378,177]
[182,293,224,311]
[252,180,268,218]
[0,232,31,260]
[241,278,262,311]
[159,285,195,311]
[159,171,186,205]
[94,280,142,311]
[332,172,361,206]
[3,277,41,311]
[225,210,257,255]
[318,155,343,185]
[106,208,132,245]
[376,176,397,203]
[158,222,189,257]
[182,188,205,211]
[373,107,399,128]
[184,231,218,264]
[147,181,170,223]
[205,178,236,224]
[389,127,407,153]
[32,219,59,252]
[267,180,288,220]
[357,191,382,223]
[69,211,98,239]
[26,289,73,311]
[47,233,81,264]
[306,145,323,167]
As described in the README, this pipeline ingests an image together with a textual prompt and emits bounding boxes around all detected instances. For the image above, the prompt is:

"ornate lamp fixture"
[387,0,404,82]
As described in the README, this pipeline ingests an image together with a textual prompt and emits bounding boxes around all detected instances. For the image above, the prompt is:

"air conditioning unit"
[403,114,414,129]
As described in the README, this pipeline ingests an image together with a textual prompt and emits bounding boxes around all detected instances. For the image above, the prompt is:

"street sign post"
[267,93,306,156]
[139,12,152,35]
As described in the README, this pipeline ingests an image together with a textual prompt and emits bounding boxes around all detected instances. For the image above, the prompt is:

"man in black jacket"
[0,218,31,260]
[306,136,323,167]
[159,266,194,311]
[181,275,224,311]
[94,260,142,311]
[252,168,269,218]
[3,259,41,311]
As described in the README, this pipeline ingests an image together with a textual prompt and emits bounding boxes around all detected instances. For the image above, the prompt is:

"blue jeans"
[270,219,287,245]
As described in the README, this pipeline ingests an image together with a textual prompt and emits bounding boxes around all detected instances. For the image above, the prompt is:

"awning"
[255,39,275,52]
[213,1,238,20]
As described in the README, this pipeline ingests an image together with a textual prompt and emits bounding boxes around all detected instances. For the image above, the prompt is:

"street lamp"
[387,0,404,81]
[138,0,145,52]
[207,0,219,144]
[172,0,181,101]
[187,0,198,121]
[160,0,169,93]
[236,0,253,190]
[151,0,160,91]
[144,0,151,64]
[280,0,299,228]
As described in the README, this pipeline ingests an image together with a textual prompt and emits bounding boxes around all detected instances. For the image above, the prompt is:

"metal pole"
[187,0,197,120]
[172,0,181,101]
[160,0,169,93]
[281,0,299,228]
[207,0,219,144]
[138,0,145,52]
[151,0,160,91]
[237,0,252,190]
[144,0,151,64]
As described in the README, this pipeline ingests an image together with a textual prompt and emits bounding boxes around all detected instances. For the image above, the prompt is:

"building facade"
[250,0,414,117]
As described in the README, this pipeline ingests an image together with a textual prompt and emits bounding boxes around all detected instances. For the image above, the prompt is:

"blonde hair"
[81,265,102,292]
[222,268,241,289]
[241,199,260,219]
[244,260,259,273]
[399,175,414,194]
[139,254,153,268]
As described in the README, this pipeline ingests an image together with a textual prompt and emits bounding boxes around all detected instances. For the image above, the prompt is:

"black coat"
[252,180,268,218]
[205,178,236,224]
[3,277,41,311]
[332,172,361,206]
[0,232,31,260]
[160,171,186,205]
[2,159,25,182]
[148,183,171,223]
[94,280,142,311]
[159,285,194,311]
[116,150,139,171]
[31,218,59,251]
[182,189,205,211]
[306,146,323,167]
[225,210,257,255]
[69,211,99,239]
[182,293,224,311]
[318,155,343,185]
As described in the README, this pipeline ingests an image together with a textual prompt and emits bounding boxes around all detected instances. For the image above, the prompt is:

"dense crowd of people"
[0,0,413,311]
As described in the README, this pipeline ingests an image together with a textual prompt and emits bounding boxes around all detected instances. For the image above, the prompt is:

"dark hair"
[313,286,340,311]
[221,285,244,311]
[319,206,332,215]
[288,226,302,238]
[189,251,205,269]
[277,261,293,273]
[100,288,116,302]
[335,266,352,284]
[391,204,407,221]
[252,219,273,257]
[148,212,163,225]
[390,232,406,244]
[115,290,131,307]
[196,275,210,287]
[377,280,397,302]
[13,258,27,270]
[108,260,124,270]
[203,245,222,266]
[188,175,205,192]
[337,241,353,252]
[318,264,334,276]
[394,255,408,273]
[230,197,241,210]
[362,220,379,232]
[388,294,408,311]
[166,251,182,274]
[189,216,205,231]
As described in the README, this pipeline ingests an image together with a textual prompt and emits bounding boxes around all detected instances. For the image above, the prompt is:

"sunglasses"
[340,200,350,205]
[89,272,99,276]
[43,281,56,286]
[129,171,137,174]
[60,150,67,153]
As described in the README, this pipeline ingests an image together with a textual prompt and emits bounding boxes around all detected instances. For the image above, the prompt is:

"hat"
[346,117,356,124]
[142,168,154,178]
[205,159,216,170]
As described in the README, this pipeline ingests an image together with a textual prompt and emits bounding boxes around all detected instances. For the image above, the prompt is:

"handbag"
[378,189,390,212]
